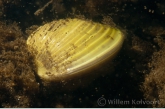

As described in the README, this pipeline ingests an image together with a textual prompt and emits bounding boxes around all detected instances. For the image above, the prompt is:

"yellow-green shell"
[27,18,124,81]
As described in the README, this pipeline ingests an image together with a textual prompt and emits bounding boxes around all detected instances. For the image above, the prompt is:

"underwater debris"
[34,0,65,16]
[34,0,53,16]
[143,37,165,107]
[0,22,39,107]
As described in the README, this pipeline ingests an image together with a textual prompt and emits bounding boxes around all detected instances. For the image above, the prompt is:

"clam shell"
[27,18,124,81]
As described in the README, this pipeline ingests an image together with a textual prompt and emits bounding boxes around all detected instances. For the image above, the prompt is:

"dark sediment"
[0,0,165,107]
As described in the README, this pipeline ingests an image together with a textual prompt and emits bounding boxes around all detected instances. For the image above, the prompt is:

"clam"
[27,18,124,82]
